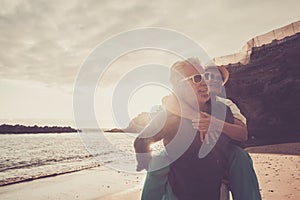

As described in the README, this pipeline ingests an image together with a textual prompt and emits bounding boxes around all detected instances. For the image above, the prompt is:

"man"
[135,58,239,199]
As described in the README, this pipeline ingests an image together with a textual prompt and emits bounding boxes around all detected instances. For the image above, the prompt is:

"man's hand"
[135,152,152,171]
[192,112,223,144]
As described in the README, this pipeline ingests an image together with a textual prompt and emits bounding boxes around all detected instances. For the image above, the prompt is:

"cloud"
[0,0,299,88]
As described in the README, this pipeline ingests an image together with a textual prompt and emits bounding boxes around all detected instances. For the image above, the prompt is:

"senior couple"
[134,58,261,200]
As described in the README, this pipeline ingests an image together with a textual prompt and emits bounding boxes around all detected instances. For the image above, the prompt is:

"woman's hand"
[192,112,223,144]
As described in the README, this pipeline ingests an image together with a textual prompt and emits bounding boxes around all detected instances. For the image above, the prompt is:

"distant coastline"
[0,124,79,134]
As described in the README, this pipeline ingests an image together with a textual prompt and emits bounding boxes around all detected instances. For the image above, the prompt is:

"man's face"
[205,68,223,96]
[174,65,210,106]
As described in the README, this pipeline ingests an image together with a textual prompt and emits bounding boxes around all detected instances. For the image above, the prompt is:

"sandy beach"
[0,143,299,200]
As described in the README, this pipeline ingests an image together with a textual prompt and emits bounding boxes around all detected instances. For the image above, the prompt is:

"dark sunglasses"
[180,72,223,84]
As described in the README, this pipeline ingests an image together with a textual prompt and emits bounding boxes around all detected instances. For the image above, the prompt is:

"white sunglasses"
[180,72,223,84]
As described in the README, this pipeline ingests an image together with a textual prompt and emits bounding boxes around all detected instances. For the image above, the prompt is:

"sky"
[0,0,300,128]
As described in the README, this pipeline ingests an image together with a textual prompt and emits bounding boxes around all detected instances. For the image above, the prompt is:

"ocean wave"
[0,132,135,186]
[0,162,101,186]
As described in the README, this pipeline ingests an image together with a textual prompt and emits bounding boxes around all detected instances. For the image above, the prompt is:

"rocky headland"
[0,124,79,134]
[105,112,152,133]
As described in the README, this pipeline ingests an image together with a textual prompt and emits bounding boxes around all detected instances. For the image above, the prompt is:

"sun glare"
[128,84,171,119]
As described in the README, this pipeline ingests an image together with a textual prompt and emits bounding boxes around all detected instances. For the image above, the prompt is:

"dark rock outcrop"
[105,128,125,133]
[124,112,152,133]
[106,112,151,133]
[0,124,78,134]
[224,33,300,145]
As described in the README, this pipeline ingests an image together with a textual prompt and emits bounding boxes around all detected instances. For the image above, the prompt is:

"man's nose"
[198,82,208,89]
[199,80,207,86]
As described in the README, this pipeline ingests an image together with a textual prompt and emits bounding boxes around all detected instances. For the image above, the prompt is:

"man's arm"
[134,110,167,171]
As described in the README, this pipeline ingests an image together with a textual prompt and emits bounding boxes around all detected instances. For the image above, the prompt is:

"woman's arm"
[216,97,247,125]
[220,117,248,141]
[216,97,248,141]
[192,112,248,143]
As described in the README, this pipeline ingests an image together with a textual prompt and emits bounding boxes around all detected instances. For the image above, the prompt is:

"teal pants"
[227,145,262,200]
[141,152,176,200]
[141,145,261,200]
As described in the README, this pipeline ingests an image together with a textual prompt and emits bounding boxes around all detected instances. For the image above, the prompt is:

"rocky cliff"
[225,33,300,145]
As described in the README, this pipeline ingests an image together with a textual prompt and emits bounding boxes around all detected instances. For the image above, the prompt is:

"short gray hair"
[170,57,204,85]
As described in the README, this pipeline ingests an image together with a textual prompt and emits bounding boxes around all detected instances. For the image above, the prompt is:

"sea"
[0,131,150,186]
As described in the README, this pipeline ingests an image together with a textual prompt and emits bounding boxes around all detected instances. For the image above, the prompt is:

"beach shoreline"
[0,142,299,200]
[0,165,145,200]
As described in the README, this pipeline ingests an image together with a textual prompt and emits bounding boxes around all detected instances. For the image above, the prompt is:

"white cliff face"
[213,20,300,66]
